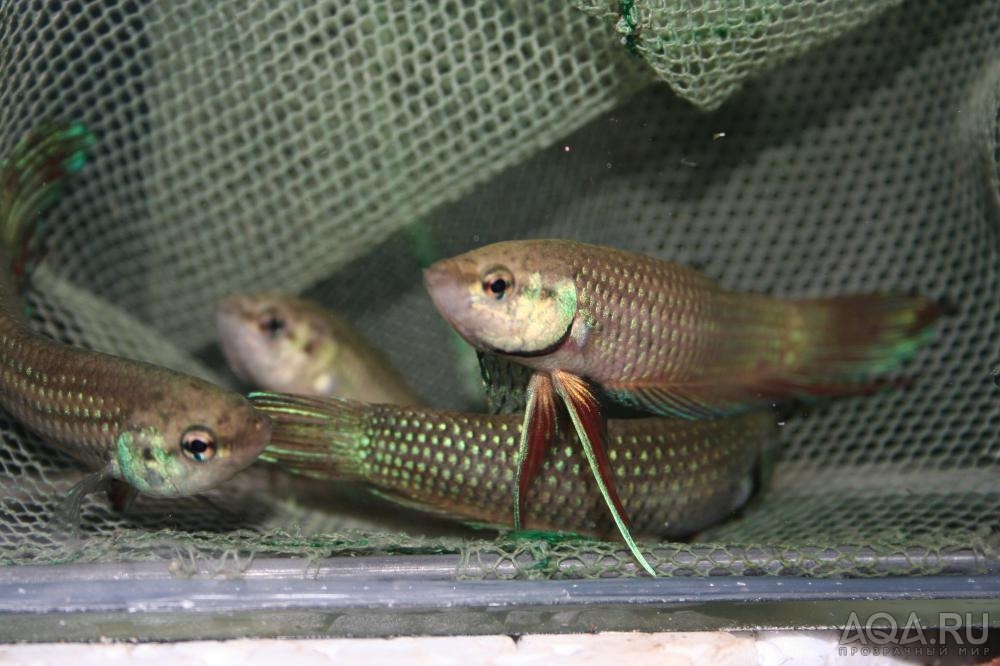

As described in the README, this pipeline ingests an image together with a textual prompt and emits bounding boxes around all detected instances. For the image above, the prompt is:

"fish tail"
[248,392,368,480]
[784,294,950,392]
[0,122,95,279]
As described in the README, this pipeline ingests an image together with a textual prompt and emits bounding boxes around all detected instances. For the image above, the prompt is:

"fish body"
[424,239,943,418]
[0,124,271,504]
[424,238,943,573]
[251,392,771,539]
[216,293,420,405]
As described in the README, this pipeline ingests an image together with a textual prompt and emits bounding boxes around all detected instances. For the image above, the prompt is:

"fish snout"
[423,259,474,323]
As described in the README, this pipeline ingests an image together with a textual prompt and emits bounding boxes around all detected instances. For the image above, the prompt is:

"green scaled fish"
[424,238,945,574]
[250,392,773,543]
[216,293,420,405]
[0,124,271,512]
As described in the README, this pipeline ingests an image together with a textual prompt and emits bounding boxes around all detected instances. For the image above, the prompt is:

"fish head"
[115,378,272,497]
[215,293,338,394]
[423,241,578,355]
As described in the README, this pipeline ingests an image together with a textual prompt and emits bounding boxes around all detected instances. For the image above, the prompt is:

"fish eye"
[482,268,514,301]
[180,426,217,462]
[258,311,286,339]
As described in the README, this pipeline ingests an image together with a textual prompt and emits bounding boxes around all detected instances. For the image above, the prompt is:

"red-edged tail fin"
[789,293,949,385]
[605,293,950,420]
[513,372,556,530]
[249,392,368,481]
[551,370,656,577]
[0,123,95,288]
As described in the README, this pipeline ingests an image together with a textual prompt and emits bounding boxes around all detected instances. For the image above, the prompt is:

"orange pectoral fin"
[513,372,557,530]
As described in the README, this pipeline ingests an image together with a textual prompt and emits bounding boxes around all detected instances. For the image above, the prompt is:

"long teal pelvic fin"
[551,370,656,577]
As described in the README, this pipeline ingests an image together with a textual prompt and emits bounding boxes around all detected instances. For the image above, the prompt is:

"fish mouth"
[423,260,474,332]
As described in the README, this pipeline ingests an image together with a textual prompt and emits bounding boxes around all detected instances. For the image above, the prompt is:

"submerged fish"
[0,124,271,511]
[424,238,944,573]
[216,293,420,405]
[425,239,944,415]
[250,392,772,541]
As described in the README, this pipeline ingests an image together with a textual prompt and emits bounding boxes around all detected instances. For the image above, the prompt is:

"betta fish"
[0,124,271,513]
[424,239,944,573]
[216,293,419,405]
[251,392,773,547]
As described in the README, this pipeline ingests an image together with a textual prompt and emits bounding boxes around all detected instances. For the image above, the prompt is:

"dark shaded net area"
[0,0,996,577]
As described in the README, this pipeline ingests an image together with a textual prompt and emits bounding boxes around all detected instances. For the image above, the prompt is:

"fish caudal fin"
[513,372,556,530]
[551,370,655,577]
[0,123,95,283]
[786,293,948,390]
[606,293,947,419]
[249,392,368,480]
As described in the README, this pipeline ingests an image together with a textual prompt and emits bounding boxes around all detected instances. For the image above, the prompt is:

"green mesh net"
[0,0,996,580]
[572,0,906,111]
